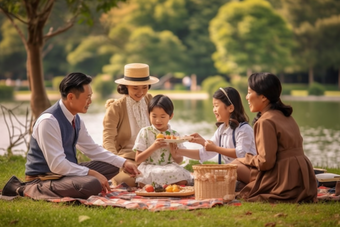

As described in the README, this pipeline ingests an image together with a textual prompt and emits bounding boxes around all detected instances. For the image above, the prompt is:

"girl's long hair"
[213,87,249,130]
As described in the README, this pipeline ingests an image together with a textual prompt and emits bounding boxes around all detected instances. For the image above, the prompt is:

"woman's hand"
[204,140,217,151]
[169,143,180,158]
[169,143,183,164]
[189,133,206,146]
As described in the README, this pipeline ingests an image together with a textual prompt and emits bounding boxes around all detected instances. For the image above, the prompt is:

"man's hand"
[122,160,141,177]
[88,169,111,193]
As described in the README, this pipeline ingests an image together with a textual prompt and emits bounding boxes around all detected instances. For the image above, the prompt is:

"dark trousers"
[24,161,119,200]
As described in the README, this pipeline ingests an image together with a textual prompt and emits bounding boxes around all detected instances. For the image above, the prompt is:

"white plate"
[316,173,340,182]
[164,139,188,143]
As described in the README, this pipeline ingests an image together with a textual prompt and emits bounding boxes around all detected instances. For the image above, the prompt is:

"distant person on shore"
[175,87,256,169]
[102,63,159,187]
[231,72,317,203]
[133,95,192,187]
[1,72,140,200]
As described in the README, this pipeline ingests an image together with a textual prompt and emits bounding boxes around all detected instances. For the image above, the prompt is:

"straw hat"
[115,63,159,85]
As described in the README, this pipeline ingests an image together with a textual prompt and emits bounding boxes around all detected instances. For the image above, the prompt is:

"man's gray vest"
[25,101,80,175]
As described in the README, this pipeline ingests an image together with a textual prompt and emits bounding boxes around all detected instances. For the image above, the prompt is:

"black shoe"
[2,176,25,196]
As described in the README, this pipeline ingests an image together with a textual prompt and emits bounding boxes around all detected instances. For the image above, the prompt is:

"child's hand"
[204,140,217,151]
[189,133,205,146]
[152,138,168,149]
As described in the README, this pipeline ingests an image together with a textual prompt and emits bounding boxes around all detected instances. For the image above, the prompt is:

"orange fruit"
[156,134,164,139]
[166,135,171,139]
[165,185,173,192]
[171,135,176,139]
[172,185,180,192]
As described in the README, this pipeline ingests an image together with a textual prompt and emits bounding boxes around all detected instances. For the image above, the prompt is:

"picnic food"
[145,184,154,192]
[156,134,164,139]
[154,183,165,192]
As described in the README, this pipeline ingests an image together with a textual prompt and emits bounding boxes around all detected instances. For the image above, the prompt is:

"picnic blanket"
[2,184,339,210]
[317,185,340,201]
[43,184,241,212]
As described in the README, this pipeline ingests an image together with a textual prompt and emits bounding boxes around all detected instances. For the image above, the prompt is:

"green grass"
[1,156,340,227]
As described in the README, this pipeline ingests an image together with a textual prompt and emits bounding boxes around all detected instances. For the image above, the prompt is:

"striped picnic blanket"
[317,186,340,201]
[45,184,241,211]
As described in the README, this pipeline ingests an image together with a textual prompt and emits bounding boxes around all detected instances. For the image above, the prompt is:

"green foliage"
[183,159,217,172]
[210,0,295,75]
[201,75,226,96]
[44,80,53,88]
[92,74,116,99]
[67,36,113,76]
[52,76,65,91]
[308,82,325,96]
[173,84,186,90]
[0,85,14,100]
[281,0,340,78]
[230,75,248,95]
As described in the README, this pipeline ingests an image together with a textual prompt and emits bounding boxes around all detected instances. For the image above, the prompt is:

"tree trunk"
[279,72,284,83]
[247,68,252,77]
[338,67,340,89]
[308,67,314,84]
[27,43,51,120]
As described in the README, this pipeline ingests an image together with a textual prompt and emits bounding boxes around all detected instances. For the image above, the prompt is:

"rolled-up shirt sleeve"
[198,128,220,162]
[34,113,126,177]
[76,119,126,168]
[235,124,256,158]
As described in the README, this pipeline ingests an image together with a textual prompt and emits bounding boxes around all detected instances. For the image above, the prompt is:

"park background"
[0,0,340,163]
[1,1,340,226]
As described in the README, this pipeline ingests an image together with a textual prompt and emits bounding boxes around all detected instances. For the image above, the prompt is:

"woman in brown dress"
[232,72,317,203]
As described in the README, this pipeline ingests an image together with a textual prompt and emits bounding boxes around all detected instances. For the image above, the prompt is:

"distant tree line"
[0,0,339,117]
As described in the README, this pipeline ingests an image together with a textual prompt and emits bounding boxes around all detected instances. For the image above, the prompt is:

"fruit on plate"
[156,134,164,139]
[154,183,165,192]
[145,184,154,192]
[171,135,177,139]
[165,185,173,192]
[166,135,171,139]
[172,184,181,192]
[165,184,182,192]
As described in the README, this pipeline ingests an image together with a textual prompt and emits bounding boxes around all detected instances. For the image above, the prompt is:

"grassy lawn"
[1,156,340,227]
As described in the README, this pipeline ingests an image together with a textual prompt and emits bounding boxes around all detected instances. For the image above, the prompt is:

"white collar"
[59,99,75,124]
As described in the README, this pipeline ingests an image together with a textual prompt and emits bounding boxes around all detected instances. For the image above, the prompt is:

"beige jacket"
[102,94,153,160]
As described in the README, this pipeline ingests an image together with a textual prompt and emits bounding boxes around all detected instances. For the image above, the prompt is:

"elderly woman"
[103,63,159,187]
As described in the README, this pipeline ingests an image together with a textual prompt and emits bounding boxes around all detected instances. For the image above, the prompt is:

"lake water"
[1,97,340,168]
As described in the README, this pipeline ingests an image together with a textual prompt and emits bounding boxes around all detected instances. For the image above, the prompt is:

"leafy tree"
[0,0,127,119]
[0,20,26,79]
[101,0,228,82]
[209,0,295,76]
[315,15,340,88]
[103,26,188,77]
[67,35,114,76]
[280,0,340,85]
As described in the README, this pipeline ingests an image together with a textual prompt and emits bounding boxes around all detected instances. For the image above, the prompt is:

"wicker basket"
[193,164,237,201]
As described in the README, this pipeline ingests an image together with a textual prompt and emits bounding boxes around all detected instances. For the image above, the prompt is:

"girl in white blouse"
[175,87,256,164]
